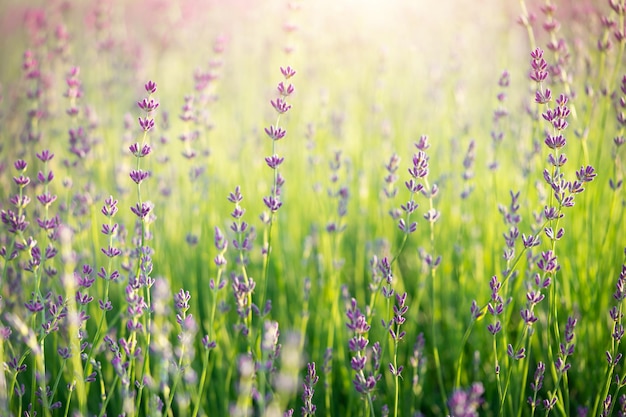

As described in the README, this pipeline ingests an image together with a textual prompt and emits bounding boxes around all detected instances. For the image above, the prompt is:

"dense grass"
[0,0,625,416]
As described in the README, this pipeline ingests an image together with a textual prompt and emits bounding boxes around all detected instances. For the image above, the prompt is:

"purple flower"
[260,320,280,373]
[1,209,29,233]
[130,202,153,219]
[537,250,558,273]
[264,125,287,141]
[346,299,371,334]
[529,48,549,83]
[383,153,401,198]
[101,196,119,217]
[576,165,597,182]
[522,233,541,248]
[346,298,381,397]
[37,170,54,185]
[520,309,538,324]
[129,142,152,157]
[36,150,54,162]
[408,151,429,179]
[138,116,155,132]
[544,134,566,149]
[263,195,283,212]
[101,246,122,258]
[301,362,319,416]
[387,292,408,342]
[265,154,285,169]
[280,66,296,79]
[470,300,484,320]
[277,81,295,97]
[528,361,546,409]
[137,97,159,112]
[271,97,292,114]
[202,335,217,350]
[14,159,27,171]
[507,344,525,360]
[448,382,484,417]
[9,194,31,209]
[13,175,30,187]
[145,80,157,94]
[129,169,150,184]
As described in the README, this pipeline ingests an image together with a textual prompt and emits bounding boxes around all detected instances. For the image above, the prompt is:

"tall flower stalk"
[260,66,296,308]
[228,186,255,348]
[593,261,626,417]
[126,80,158,414]
[346,298,380,417]
[526,47,595,416]
[385,292,408,417]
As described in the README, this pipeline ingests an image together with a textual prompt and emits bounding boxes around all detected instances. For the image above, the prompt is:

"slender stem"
[192,348,212,417]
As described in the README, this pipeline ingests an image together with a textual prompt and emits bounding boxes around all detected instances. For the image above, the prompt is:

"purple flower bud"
[263,195,282,212]
[145,81,157,94]
[36,150,54,162]
[521,308,538,324]
[277,82,295,96]
[350,355,366,371]
[129,143,152,157]
[265,154,285,169]
[130,202,153,218]
[470,300,484,320]
[544,134,566,149]
[37,170,54,184]
[138,117,155,132]
[522,233,541,248]
[271,97,292,114]
[13,175,30,187]
[34,194,55,215]
[14,159,27,171]
[488,321,502,335]
[280,66,296,79]
[137,97,159,112]
[264,125,287,140]
[129,169,150,184]
[507,344,525,360]
[423,208,440,223]
[101,246,122,258]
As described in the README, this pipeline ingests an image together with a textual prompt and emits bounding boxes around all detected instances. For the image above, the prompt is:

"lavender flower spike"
[448,382,484,417]
[302,362,319,417]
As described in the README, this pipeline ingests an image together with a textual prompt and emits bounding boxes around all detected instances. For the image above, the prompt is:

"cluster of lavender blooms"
[346,298,382,401]
[384,134,440,278]
[460,42,601,417]
[397,136,430,235]
[178,35,227,192]
[448,383,484,417]
[325,150,350,236]
[227,185,258,338]
[385,292,409,417]
[499,190,523,275]
[609,76,626,191]
[488,70,510,173]
[3,0,626,415]
[460,140,476,200]
[301,362,319,417]
[382,153,401,205]
[528,47,596,332]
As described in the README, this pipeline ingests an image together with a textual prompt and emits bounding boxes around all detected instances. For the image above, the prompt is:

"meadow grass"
[0,0,625,416]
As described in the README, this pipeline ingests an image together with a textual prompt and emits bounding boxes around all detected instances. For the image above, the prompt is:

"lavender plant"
[0,1,624,416]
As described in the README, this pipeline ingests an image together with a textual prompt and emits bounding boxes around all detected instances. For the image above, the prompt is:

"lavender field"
[0,0,625,416]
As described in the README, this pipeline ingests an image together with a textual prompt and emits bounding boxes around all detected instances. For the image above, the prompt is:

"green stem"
[191,348,212,417]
